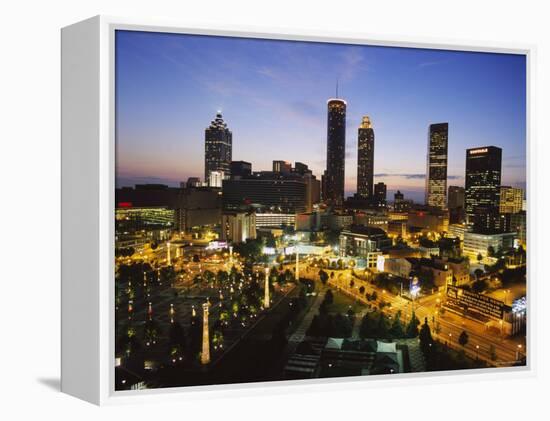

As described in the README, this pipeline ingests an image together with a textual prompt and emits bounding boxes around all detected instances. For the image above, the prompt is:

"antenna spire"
[336,80,339,98]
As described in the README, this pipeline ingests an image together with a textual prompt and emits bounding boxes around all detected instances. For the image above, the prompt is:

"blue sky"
[115,30,526,202]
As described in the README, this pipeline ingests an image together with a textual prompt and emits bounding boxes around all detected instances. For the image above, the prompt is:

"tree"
[419,317,433,355]
[324,289,334,305]
[458,330,469,348]
[359,286,365,295]
[477,253,483,263]
[376,312,390,339]
[472,279,487,294]
[406,311,420,338]
[389,311,405,338]
[319,269,329,285]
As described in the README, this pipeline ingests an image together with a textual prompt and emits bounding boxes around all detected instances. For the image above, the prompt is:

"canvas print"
[114,30,527,391]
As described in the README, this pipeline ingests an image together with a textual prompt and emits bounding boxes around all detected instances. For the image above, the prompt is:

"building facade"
[374,182,387,208]
[339,225,392,258]
[463,231,515,261]
[221,211,256,244]
[357,116,375,199]
[500,186,523,214]
[425,123,448,209]
[222,172,307,213]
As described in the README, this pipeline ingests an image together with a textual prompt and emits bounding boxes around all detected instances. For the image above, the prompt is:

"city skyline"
[115,30,526,202]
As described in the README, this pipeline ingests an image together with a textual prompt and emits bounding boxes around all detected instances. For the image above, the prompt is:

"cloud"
[374,173,462,180]
[416,58,451,69]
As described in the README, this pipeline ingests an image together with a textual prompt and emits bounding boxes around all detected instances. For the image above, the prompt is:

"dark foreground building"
[116,184,221,232]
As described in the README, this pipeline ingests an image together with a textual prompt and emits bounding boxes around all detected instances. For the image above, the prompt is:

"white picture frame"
[61,15,535,405]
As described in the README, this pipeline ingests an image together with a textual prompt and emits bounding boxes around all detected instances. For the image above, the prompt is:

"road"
[287,262,525,367]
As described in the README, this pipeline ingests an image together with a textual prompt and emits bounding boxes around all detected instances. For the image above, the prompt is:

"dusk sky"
[115,30,526,202]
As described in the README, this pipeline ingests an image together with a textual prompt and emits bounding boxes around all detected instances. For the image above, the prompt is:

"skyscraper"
[357,116,375,199]
[273,160,292,174]
[204,112,232,186]
[374,182,387,208]
[425,123,448,209]
[448,185,465,224]
[448,186,465,210]
[465,146,502,223]
[324,98,346,208]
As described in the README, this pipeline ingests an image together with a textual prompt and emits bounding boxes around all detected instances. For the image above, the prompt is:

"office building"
[407,206,449,234]
[393,190,412,213]
[255,213,296,228]
[273,160,292,174]
[183,177,201,188]
[448,185,465,223]
[500,186,523,214]
[463,231,515,262]
[339,225,392,258]
[448,186,465,209]
[374,182,387,207]
[208,170,224,188]
[222,169,311,213]
[230,161,252,178]
[205,112,232,185]
[357,116,375,199]
[221,211,256,244]
[465,146,502,223]
[425,123,448,209]
[115,184,222,233]
[324,98,347,208]
[293,162,321,212]
[510,211,527,247]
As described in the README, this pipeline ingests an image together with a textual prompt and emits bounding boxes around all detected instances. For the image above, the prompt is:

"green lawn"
[327,289,367,314]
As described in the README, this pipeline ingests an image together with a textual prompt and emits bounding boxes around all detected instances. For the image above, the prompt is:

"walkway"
[286,289,326,355]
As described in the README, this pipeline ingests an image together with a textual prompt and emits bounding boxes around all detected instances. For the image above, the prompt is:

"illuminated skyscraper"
[324,98,347,208]
[357,116,375,199]
[465,146,502,223]
[205,112,232,186]
[425,123,448,209]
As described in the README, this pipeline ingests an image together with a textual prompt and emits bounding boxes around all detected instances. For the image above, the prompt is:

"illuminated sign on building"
[469,148,488,155]
[446,285,507,320]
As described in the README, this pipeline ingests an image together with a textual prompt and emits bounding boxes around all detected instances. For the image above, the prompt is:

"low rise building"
[339,225,392,258]
[384,257,413,278]
[463,231,516,262]
[255,212,296,228]
[407,206,449,234]
[221,211,256,244]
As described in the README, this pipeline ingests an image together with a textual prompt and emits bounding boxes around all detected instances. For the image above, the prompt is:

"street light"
[516,344,523,361]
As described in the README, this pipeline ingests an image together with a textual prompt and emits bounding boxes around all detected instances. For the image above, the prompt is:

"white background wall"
[1,0,548,418]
